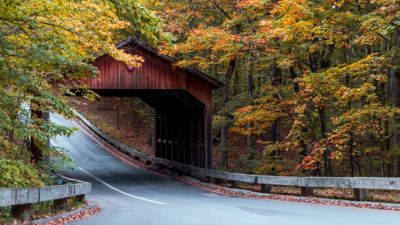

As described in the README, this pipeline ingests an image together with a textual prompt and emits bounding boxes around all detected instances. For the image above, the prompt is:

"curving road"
[51,114,400,225]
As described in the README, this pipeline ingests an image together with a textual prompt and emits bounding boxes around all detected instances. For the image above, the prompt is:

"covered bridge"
[86,37,222,169]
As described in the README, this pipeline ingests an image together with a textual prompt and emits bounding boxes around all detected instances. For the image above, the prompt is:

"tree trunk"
[345,75,355,177]
[348,131,355,177]
[220,59,236,169]
[318,107,331,176]
[390,69,400,176]
[233,70,239,96]
[290,66,310,168]
[246,56,256,165]
[30,103,49,163]
[270,64,283,155]
[380,119,385,177]
[289,66,300,93]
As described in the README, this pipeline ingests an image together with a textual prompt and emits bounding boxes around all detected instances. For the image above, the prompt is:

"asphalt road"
[51,113,400,225]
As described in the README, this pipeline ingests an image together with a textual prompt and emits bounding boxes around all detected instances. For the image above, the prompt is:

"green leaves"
[0,159,44,188]
[163,0,400,176]
[0,0,167,186]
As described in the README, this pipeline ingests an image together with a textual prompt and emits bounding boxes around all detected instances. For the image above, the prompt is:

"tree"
[0,0,167,186]
[163,0,400,177]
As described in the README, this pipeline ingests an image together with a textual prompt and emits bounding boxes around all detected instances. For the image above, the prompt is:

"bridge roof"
[115,37,223,89]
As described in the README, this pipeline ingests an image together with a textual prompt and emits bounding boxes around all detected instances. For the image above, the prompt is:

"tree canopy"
[161,0,400,177]
[0,0,169,187]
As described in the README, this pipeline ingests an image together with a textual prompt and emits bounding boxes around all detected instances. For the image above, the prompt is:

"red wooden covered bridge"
[85,37,222,169]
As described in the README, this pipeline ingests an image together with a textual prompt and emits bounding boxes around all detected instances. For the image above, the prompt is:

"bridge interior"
[94,89,209,168]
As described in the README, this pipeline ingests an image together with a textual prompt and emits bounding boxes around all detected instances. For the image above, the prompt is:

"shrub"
[0,159,44,188]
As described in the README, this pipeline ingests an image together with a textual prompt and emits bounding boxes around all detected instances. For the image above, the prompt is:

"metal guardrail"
[76,112,400,201]
[0,178,91,220]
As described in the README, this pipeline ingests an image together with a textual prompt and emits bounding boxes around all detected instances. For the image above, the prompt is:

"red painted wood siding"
[88,45,212,107]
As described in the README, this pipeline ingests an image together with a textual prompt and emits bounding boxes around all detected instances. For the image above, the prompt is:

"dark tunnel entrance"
[91,89,211,169]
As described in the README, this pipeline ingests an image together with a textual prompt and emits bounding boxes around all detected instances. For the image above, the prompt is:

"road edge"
[73,113,400,212]
[25,202,101,225]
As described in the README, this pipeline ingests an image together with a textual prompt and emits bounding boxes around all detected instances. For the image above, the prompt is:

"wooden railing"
[0,178,91,220]
[76,112,400,202]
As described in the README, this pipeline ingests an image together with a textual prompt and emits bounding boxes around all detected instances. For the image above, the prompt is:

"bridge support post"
[204,107,212,169]
[353,188,368,201]
[11,204,32,221]
[53,197,68,211]
[300,187,314,196]
[261,184,272,193]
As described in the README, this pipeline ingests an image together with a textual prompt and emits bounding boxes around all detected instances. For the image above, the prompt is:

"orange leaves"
[285,51,393,172]
[297,155,318,170]
[231,84,288,136]
[237,0,264,8]
[165,26,242,68]
[230,105,282,136]
[108,48,144,68]
[161,0,400,176]
[271,0,315,42]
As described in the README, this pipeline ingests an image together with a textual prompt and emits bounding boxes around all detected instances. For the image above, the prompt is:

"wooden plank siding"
[84,38,221,169]
[90,43,214,107]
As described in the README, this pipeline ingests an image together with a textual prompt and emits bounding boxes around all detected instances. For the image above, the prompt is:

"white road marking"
[78,167,166,205]
[71,121,141,168]
[50,130,166,206]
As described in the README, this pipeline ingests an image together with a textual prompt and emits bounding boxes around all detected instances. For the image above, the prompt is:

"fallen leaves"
[79,115,400,212]
[25,206,101,225]
[175,177,400,212]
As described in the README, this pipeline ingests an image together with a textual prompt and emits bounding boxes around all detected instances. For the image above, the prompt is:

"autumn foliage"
[0,0,167,187]
[162,0,400,177]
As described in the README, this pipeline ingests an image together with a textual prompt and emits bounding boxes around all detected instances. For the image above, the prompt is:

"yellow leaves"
[335,83,376,106]
[108,48,144,68]
[3,0,135,68]
[297,53,388,108]
[230,105,281,136]
[165,26,242,68]
[330,150,345,161]
[231,86,288,136]
[38,1,150,68]
[268,0,360,52]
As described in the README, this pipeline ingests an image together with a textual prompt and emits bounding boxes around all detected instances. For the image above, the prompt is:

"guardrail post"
[76,194,85,202]
[261,184,272,193]
[230,181,239,188]
[353,188,368,201]
[54,197,68,211]
[208,177,222,185]
[11,204,31,221]
[300,187,314,196]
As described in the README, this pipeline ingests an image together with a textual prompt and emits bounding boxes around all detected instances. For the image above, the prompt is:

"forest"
[0,0,399,191]
[160,0,400,178]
